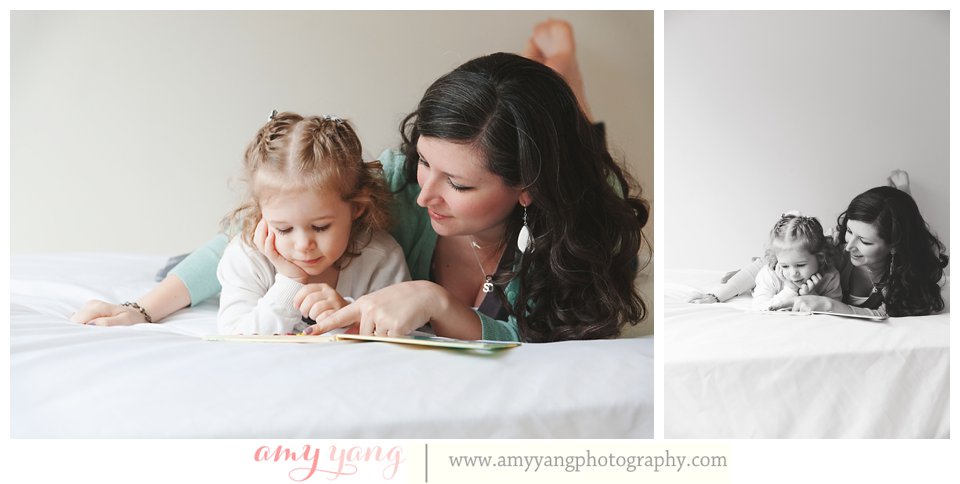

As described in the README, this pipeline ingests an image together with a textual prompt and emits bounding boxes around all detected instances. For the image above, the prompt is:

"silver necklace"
[469,237,495,293]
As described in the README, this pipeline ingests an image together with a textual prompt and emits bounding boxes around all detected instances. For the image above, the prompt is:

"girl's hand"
[306,281,438,337]
[798,273,823,296]
[294,283,348,321]
[774,267,802,293]
[254,219,309,283]
[69,299,146,326]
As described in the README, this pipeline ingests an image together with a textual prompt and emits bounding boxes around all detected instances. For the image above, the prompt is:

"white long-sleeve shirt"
[752,265,842,310]
[216,230,410,335]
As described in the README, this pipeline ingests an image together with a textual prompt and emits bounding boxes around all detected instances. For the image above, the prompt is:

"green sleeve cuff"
[168,233,229,306]
[477,311,521,342]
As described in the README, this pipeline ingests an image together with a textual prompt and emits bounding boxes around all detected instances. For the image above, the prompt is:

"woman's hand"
[294,283,348,321]
[254,219,309,283]
[306,281,437,336]
[688,293,719,304]
[763,293,795,311]
[790,295,835,312]
[798,273,823,296]
[306,280,482,339]
[69,299,146,326]
[69,276,189,326]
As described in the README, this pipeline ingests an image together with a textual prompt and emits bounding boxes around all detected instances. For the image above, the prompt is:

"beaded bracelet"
[121,301,154,323]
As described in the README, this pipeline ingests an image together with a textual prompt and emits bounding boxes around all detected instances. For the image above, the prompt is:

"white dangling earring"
[517,206,533,253]
[888,250,896,280]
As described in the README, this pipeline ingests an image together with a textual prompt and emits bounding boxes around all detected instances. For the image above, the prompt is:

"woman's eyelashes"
[418,155,474,192]
[846,228,874,245]
[448,180,473,192]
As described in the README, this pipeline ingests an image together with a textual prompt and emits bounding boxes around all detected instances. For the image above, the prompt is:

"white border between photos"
[2,4,11,460]
[3,1,957,483]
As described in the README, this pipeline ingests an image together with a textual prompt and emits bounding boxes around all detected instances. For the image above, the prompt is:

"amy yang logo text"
[254,444,404,481]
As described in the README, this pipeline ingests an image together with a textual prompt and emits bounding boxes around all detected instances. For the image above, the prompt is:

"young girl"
[750,213,842,310]
[217,112,409,335]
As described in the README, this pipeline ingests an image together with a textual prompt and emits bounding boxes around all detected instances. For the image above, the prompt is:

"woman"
[71,20,650,342]
[780,186,947,316]
[697,184,947,317]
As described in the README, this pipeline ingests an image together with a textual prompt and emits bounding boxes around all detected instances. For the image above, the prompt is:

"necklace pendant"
[482,276,494,293]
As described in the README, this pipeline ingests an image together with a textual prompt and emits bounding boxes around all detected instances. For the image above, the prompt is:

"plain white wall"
[11,11,653,256]
[666,11,949,271]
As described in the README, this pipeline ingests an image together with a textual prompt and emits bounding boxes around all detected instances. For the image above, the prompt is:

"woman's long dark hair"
[835,186,948,316]
[399,52,649,342]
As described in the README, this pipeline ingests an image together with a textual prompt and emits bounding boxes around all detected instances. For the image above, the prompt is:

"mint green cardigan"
[171,149,521,341]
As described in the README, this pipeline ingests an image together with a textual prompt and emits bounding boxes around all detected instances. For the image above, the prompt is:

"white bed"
[10,253,653,438]
[664,269,949,438]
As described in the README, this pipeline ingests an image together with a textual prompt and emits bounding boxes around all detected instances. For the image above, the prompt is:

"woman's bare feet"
[522,19,593,121]
[887,169,911,195]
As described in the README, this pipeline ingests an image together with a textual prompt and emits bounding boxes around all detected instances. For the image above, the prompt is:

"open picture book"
[203,331,521,350]
[760,308,888,321]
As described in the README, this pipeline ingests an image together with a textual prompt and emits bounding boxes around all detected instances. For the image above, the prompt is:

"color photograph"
[10,10,654,439]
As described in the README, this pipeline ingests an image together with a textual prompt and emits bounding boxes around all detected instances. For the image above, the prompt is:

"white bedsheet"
[10,253,653,438]
[665,269,949,438]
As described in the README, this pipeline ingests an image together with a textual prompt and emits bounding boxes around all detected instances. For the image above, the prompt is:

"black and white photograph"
[664,10,949,438]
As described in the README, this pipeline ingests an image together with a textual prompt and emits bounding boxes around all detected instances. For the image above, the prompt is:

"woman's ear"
[518,190,533,208]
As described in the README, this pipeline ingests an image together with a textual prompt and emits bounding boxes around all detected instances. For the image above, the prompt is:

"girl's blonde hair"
[222,112,392,269]
[764,213,834,271]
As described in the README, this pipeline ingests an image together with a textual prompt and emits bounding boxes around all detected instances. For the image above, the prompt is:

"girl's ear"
[518,190,533,208]
[352,203,366,221]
